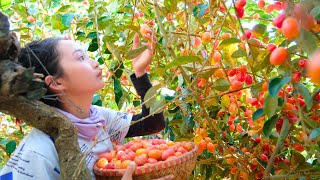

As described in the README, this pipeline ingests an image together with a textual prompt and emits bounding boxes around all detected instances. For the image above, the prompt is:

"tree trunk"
[0,11,91,180]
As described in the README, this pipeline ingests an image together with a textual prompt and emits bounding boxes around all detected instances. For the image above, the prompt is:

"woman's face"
[55,40,105,96]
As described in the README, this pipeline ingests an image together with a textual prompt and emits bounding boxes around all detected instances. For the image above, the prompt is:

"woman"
[0,30,172,179]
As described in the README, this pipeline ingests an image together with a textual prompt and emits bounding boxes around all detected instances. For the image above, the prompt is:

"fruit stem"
[263,118,291,180]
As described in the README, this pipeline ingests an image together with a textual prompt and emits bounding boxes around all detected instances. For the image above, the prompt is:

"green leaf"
[123,25,139,32]
[251,24,267,37]
[253,108,264,121]
[268,77,291,97]
[221,95,230,108]
[0,138,9,146]
[150,95,166,115]
[311,4,320,20]
[164,0,178,12]
[51,14,64,30]
[278,118,290,141]
[144,84,162,108]
[164,56,202,71]
[231,49,246,58]
[0,0,11,10]
[219,43,238,66]
[218,38,241,46]
[87,32,98,39]
[58,5,71,12]
[257,159,268,168]
[6,140,16,155]
[88,38,98,52]
[296,29,318,55]
[113,77,123,109]
[294,83,313,110]
[86,22,93,27]
[61,13,75,27]
[151,68,165,76]
[247,47,270,72]
[220,168,230,177]
[309,127,320,140]
[133,100,140,107]
[51,0,61,8]
[264,93,278,118]
[212,78,230,91]
[92,94,101,104]
[263,115,278,138]
[97,16,111,29]
[290,151,306,169]
[192,4,208,18]
[125,45,148,59]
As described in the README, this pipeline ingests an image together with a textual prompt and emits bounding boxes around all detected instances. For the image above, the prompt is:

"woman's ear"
[44,76,64,92]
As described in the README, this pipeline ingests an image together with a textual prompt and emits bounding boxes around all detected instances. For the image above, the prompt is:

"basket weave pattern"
[94,143,198,180]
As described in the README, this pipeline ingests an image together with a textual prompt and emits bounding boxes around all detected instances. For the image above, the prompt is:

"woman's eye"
[79,56,85,60]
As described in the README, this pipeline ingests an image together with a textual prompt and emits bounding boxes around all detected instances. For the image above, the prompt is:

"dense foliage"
[1,0,320,179]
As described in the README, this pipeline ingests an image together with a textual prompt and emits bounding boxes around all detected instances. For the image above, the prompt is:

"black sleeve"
[125,73,165,138]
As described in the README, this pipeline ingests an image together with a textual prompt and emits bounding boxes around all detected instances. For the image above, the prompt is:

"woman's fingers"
[121,162,137,180]
[132,33,140,50]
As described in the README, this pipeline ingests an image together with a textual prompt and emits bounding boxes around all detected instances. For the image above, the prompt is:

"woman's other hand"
[131,28,157,78]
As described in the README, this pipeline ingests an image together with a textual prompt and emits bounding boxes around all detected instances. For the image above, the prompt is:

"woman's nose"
[90,58,99,68]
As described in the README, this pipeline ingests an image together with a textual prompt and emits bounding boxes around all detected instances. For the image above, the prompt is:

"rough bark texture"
[0,11,91,179]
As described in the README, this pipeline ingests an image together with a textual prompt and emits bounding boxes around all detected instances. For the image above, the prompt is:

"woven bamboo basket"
[94,143,198,180]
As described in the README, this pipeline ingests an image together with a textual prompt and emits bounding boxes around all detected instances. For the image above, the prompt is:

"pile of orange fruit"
[96,138,194,169]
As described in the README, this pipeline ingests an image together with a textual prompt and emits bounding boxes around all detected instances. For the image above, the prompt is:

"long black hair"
[18,37,64,107]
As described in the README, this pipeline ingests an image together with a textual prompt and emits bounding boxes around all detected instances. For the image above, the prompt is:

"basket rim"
[94,142,198,176]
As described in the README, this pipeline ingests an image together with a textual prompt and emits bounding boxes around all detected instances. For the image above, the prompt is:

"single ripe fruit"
[207,142,215,153]
[292,143,304,152]
[192,37,202,48]
[265,4,274,13]
[140,24,150,36]
[134,154,148,166]
[27,16,35,23]
[260,154,269,162]
[228,69,236,76]
[293,3,308,20]
[148,149,162,160]
[273,13,286,28]
[266,43,277,52]
[299,59,308,68]
[307,50,320,84]
[235,0,246,8]
[98,152,113,162]
[281,17,300,40]
[231,81,243,91]
[229,124,235,131]
[257,0,265,9]
[230,167,238,174]
[97,158,109,168]
[253,13,260,20]
[201,32,211,42]
[292,72,302,82]
[120,160,133,169]
[212,51,221,62]
[236,124,243,132]
[269,47,288,66]
[236,7,245,18]
[262,81,268,91]
[161,149,175,161]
